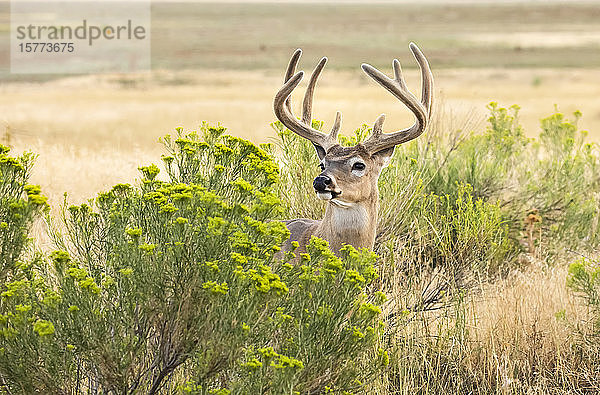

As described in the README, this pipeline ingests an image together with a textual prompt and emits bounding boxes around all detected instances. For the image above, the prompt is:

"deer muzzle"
[314,175,340,200]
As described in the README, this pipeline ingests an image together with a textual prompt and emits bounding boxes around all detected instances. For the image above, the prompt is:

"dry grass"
[3,70,597,392]
[385,260,597,394]
[1,67,597,228]
[10,140,154,207]
[3,80,598,392]
[468,262,595,392]
[2,67,599,206]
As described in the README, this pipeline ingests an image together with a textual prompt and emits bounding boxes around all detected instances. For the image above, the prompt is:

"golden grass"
[3,68,599,147]
[10,141,155,207]
[468,262,594,391]
[385,260,596,393]
[3,67,599,206]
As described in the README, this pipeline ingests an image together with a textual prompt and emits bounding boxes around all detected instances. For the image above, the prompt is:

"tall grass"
[378,104,600,393]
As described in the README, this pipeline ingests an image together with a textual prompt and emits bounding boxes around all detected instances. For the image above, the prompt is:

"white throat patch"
[330,204,368,231]
[317,191,333,201]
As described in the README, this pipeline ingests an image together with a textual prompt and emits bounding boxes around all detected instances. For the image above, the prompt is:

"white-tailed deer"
[274,43,433,254]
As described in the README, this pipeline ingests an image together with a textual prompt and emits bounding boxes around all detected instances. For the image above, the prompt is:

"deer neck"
[316,194,378,254]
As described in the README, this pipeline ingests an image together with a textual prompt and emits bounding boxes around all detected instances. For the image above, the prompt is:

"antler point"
[409,43,424,58]
[295,70,305,79]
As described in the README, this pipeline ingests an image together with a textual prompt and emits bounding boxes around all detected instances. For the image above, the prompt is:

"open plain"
[0,1,599,204]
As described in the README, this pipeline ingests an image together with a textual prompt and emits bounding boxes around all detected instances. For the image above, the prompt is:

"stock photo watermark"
[10,0,151,74]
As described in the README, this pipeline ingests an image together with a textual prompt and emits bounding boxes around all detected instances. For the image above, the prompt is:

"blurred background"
[0,0,599,205]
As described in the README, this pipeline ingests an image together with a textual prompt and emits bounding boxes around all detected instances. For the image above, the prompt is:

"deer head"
[274,43,433,253]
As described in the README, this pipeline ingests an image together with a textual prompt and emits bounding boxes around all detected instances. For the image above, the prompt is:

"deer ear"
[312,143,326,161]
[372,146,395,168]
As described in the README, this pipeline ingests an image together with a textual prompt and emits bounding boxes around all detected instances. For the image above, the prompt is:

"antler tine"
[284,49,302,112]
[330,111,342,140]
[301,57,327,124]
[409,42,434,115]
[361,63,426,137]
[392,59,408,91]
[274,50,340,154]
[360,43,434,154]
[372,114,386,137]
[274,71,326,146]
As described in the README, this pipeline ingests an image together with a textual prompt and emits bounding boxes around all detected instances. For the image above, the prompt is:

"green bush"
[565,257,600,387]
[0,126,386,394]
[567,258,600,332]
[418,103,528,203]
[0,145,47,282]
[418,104,599,259]
[523,111,600,255]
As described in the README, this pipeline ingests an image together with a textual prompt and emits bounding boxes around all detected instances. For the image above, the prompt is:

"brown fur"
[274,44,433,256]
[281,144,388,255]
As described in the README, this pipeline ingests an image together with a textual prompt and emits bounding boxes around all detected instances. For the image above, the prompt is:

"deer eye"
[352,162,366,171]
[319,163,325,171]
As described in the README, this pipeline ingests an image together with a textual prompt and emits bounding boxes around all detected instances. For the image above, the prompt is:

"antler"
[274,49,341,155]
[361,42,434,154]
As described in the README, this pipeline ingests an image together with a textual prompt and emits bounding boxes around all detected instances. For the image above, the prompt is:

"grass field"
[149,1,600,70]
[2,1,600,76]
[3,67,599,207]
[1,1,599,204]
[1,3,600,391]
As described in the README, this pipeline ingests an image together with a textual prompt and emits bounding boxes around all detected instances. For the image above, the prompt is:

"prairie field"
[3,67,600,207]
[0,1,599,204]
[1,1,600,394]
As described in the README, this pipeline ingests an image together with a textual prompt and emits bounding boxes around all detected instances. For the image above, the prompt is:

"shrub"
[0,126,386,394]
[419,103,529,203]
[2,102,599,394]
[567,258,600,333]
[522,111,600,255]
[565,257,600,388]
[273,105,600,393]
[0,145,47,282]
[418,104,599,259]
[0,146,66,393]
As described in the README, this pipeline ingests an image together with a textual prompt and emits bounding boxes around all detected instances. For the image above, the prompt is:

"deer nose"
[313,175,332,191]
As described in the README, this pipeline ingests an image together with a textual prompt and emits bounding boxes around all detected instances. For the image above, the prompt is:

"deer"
[274,43,433,255]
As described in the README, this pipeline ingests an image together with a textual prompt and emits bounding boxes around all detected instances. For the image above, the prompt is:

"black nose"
[313,175,332,191]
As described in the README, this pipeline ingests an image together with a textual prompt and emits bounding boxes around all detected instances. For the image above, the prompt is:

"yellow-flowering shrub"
[0,126,385,394]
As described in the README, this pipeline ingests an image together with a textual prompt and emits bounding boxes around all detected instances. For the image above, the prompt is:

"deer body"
[274,43,434,254]
[283,191,377,255]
